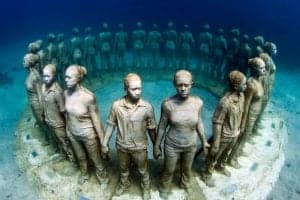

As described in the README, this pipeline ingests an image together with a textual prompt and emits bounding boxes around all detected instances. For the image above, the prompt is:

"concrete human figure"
[252,36,265,57]
[263,41,277,58]
[239,57,266,148]
[41,64,74,161]
[57,33,69,83]
[202,71,246,187]
[101,73,156,200]
[46,33,59,65]
[35,40,48,74]
[237,34,252,75]
[225,37,240,80]
[98,23,113,71]
[83,27,97,74]
[147,24,162,68]
[28,40,44,73]
[70,27,83,65]
[212,28,228,79]
[132,22,146,68]
[64,65,107,185]
[164,22,178,68]
[24,53,47,136]
[198,24,213,73]
[114,24,129,69]
[154,70,210,198]
[179,25,195,69]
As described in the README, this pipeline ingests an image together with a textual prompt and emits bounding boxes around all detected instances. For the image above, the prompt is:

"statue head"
[248,57,266,76]
[43,64,56,87]
[124,73,142,102]
[263,42,277,56]
[228,70,247,92]
[118,23,124,29]
[203,24,210,31]
[102,23,108,29]
[85,27,92,34]
[259,52,276,72]
[47,33,56,43]
[72,27,80,35]
[184,24,189,29]
[173,70,193,99]
[136,22,143,28]
[168,21,174,28]
[152,24,158,29]
[65,65,87,89]
[28,42,41,53]
[230,28,240,37]
[23,53,39,69]
[57,33,64,42]
[253,36,265,46]
[242,34,250,43]
[217,28,224,35]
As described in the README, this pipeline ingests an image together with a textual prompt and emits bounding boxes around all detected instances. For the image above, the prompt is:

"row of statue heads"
[23,28,276,199]
[27,22,277,84]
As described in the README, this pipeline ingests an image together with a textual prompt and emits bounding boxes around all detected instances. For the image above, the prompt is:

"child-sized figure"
[102,73,156,200]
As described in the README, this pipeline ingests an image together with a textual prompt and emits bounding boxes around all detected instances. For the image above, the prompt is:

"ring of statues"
[17,22,282,200]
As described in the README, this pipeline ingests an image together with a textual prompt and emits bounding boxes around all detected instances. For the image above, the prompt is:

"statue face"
[256,61,266,76]
[126,80,142,101]
[43,68,55,86]
[175,76,192,99]
[65,68,80,89]
[237,77,247,92]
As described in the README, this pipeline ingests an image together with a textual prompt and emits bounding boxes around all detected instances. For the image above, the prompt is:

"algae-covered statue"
[132,22,146,68]
[179,24,195,69]
[154,70,210,198]
[98,23,113,70]
[198,24,213,73]
[42,64,74,161]
[164,21,178,68]
[24,53,45,129]
[102,73,156,200]
[202,70,247,187]
[64,65,107,185]
[238,57,265,151]
[114,24,129,68]
[212,28,227,78]
[70,27,83,65]
[83,27,97,74]
[147,24,162,68]
[46,33,58,65]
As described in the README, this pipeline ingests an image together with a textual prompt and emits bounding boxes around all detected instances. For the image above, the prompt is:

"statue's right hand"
[101,145,109,154]
[211,145,219,155]
[153,145,162,159]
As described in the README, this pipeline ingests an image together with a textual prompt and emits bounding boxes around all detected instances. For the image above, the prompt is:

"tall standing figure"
[64,65,107,185]
[154,70,209,198]
[98,23,113,71]
[114,24,129,69]
[102,73,156,200]
[132,22,146,68]
[202,70,247,187]
[164,22,178,68]
[42,64,75,161]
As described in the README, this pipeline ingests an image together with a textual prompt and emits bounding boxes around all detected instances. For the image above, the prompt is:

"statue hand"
[101,145,110,161]
[210,144,219,155]
[153,145,162,159]
[203,142,210,156]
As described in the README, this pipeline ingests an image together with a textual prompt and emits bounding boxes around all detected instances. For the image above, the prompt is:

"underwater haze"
[0,0,299,199]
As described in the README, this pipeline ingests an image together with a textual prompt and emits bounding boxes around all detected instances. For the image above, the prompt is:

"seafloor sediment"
[14,71,287,200]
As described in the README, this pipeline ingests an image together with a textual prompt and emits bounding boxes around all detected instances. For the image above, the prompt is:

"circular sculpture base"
[14,71,287,200]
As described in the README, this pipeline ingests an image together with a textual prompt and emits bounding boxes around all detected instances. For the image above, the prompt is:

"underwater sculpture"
[41,64,74,161]
[233,57,266,158]
[83,27,97,74]
[147,23,162,68]
[46,33,58,66]
[237,34,253,75]
[70,27,83,65]
[212,28,227,79]
[64,65,108,185]
[114,23,129,69]
[98,23,113,70]
[198,24,213,73]
[164,21,178,68]
[179,24,195,69]
[101,73,156,200]
[154,70,210,199]
[57,33,69,83]
[202,70,247,187]
[252,36,265,57]
[132,22,146,68]
[23,53,46,131]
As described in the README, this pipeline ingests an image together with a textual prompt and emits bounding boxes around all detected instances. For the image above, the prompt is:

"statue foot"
[201,175,215,187]
[216,167,231,177]
[78,173,90,184]
[228,159,242,169]
[142,189,151,200]
[114,183,129,196]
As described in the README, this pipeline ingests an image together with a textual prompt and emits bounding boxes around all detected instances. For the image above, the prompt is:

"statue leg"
[83,136,107,184]
[52,126,75,162]
[116,149,131,195]
[132,150,150,199]
[160,144,180,196]
[180,145,197,190]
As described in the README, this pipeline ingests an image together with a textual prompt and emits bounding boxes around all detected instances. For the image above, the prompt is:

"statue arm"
[102,104,117,147]
[211,99,227,150]
[88,96,105,144]
[155,102,169,147]
[241,83,254,132]
[147,106,157,145]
